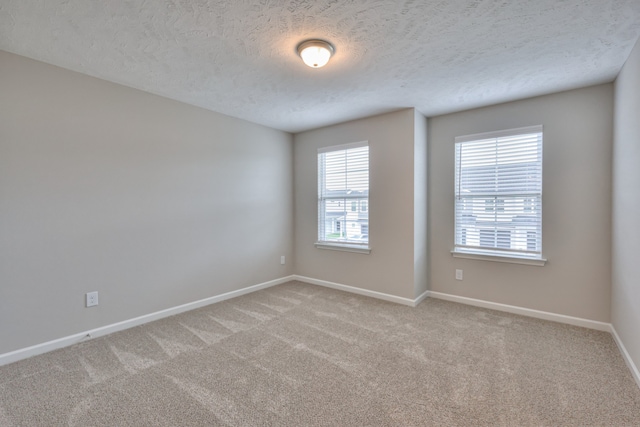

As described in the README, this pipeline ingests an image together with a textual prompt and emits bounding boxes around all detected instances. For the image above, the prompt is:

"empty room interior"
[1,1,640,425]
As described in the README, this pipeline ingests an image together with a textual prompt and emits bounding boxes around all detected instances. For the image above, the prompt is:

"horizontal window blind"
[318,142,369,246]
[454,126,543,259]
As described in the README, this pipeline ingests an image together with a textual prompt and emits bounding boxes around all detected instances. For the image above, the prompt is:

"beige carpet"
[1,281,639,426]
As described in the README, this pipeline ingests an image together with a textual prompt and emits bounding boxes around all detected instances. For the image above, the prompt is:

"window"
[317,142,369,250]
[454,126,543,262]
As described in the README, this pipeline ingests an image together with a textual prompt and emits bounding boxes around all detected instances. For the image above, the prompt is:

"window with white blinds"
[317,142,369,248]
[454,126,543,260]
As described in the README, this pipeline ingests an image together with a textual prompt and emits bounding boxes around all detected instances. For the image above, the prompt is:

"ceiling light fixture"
[297,39,335,68]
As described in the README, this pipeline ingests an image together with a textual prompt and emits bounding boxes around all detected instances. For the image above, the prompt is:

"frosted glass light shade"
[297,40,335,68]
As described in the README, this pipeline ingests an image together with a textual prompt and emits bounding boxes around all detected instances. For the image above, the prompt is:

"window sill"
[315,242,371,254]
[451,250,546,266]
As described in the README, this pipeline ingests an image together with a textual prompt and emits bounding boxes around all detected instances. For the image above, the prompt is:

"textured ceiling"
[1,0,640,133]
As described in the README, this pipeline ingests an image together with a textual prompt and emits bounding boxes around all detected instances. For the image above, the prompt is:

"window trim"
[452,125,545,264]
[451,249,546,266]
[315,242,372,254]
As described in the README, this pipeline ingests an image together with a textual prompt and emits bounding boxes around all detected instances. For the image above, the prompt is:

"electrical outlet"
[280,255,285,265]
[86,291,99,307]
[455,269,463,281]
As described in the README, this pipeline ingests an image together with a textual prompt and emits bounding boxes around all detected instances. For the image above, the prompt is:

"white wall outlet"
[86,291,99,307]
[280,255,285,265]
[455,269,463,281]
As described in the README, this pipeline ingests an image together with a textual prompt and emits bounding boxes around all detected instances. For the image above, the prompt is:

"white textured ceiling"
[1,1,640,133]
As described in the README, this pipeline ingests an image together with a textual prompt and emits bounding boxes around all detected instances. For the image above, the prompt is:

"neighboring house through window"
[454,126,544,262]
[317,142,369,251]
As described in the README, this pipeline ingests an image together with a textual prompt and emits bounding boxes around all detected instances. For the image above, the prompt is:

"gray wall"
[612,39,640,373]
[0,51,293,355]
[429,84,613,322]
[1,44,629,360]
[413,110,429,297]
[293,109,427,300]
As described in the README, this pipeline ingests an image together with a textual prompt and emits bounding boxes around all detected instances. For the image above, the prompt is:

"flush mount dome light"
[297,39,335,68]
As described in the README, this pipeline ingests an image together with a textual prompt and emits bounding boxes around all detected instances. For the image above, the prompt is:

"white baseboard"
[4,275,638,392]
[0,275,295,367]
[415,289,431,306]
[293,275,427,307]
[610,325,640,390]
[428,291,611,332]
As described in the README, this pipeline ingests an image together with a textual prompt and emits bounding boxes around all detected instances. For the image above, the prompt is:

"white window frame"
[452,126,546,266]
[315,141,371,254]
